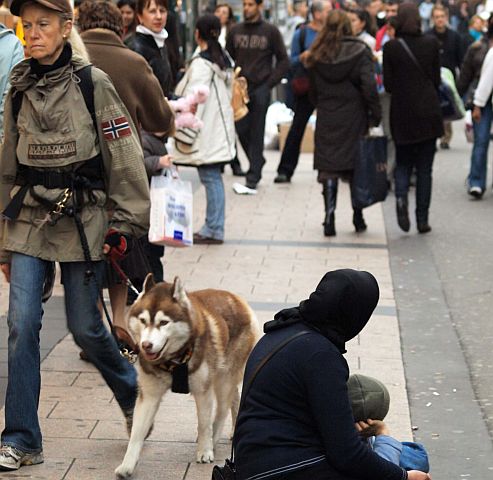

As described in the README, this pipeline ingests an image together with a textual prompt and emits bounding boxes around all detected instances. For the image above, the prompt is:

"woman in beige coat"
[172,14,235,245]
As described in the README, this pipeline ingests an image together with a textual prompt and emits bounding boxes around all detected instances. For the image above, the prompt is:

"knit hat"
[347,374,390,422]
[10,0,73,17]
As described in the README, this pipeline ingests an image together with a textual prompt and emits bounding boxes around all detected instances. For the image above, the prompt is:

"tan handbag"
[231,67,249,122]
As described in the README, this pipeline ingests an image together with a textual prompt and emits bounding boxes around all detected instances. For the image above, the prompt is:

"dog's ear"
[143,273,156,294]
[172,276,190,308]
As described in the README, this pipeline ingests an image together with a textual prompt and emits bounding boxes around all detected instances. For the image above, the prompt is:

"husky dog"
[115,275,260,478]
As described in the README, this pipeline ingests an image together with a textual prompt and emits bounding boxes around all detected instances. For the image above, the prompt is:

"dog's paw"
[115,463,134,479]
[196,449,214,463]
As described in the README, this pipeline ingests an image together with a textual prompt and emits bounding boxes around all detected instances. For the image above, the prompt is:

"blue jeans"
[197,165,225,240]
[394,139,436,224]
[469,102,493,191]
[1,253,137,452]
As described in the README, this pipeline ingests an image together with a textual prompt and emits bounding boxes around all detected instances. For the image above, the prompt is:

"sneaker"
[273,173,291,184]
[0,445,44,471]
[468,186,483,199]
[232,182,257,195]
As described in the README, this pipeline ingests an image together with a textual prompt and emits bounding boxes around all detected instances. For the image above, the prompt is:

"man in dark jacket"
[427,4,464,149]
[226,0,290,191]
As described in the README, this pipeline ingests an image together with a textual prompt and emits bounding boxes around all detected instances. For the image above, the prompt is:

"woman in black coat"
[383,2,443,234]
[234,269,431,480]
[307,10,381,237]
[126,0,173,96]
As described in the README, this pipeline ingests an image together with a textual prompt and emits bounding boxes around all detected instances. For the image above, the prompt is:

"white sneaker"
[468,186,483,198]
[0,445,44,471]
[233,182,257,195]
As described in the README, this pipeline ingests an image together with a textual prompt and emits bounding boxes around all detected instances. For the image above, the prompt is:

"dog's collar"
[156,344,194,373]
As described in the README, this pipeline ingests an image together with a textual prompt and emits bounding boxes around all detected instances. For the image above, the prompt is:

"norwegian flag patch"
[101,116,132,141]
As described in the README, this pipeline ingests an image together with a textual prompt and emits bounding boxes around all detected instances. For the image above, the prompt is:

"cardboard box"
[278,121,314,153]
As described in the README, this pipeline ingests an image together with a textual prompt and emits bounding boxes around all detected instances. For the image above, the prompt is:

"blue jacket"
[0,23,24,140]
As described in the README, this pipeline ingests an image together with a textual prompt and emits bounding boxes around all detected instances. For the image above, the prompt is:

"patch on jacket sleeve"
[101,116,132,141]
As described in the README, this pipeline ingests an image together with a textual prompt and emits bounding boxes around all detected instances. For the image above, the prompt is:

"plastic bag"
[149,168,193,247]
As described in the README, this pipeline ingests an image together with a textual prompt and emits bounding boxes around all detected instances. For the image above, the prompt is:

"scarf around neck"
[30,42,72,77]
[136,24,168,48]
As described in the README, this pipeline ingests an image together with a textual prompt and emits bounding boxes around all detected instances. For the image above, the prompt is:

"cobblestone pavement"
[0,149,412,479]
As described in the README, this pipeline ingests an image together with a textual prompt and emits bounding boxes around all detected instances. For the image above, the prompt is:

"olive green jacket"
[0,54,150,263]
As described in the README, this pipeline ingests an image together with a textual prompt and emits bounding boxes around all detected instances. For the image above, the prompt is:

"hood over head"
[312,37,369,83]
[264,269,379,353]
[347,374,390,422]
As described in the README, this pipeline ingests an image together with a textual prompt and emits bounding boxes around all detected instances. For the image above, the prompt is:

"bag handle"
[229,330,312,462]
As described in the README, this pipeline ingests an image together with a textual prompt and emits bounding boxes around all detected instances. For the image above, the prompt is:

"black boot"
[396,197,410,232]
[417,212,431,234]
[322,179,338,237]
[353,208,367,233]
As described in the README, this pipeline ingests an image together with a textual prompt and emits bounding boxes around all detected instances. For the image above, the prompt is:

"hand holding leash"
[103,228,132,261]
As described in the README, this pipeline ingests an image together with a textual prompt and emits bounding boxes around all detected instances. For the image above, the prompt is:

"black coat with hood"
[308,38,381,174]
[234,270,407,480]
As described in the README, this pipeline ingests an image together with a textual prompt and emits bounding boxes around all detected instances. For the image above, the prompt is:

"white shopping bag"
[149,168,193,247]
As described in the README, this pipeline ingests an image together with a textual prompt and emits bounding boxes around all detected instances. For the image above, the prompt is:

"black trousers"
[394,138,436,224]
[235,84,271,186]
[277,94,315,178]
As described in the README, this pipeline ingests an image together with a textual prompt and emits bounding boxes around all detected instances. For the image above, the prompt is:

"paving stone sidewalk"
[0,150,412,479]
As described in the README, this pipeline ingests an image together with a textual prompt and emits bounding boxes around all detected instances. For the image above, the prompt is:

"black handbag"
[211,330,312,480]
[352,136,388,210]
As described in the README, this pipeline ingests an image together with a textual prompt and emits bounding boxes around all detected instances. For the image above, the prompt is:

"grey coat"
[309,37,381,174]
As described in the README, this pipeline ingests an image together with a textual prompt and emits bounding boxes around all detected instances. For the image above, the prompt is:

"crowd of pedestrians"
[0,0,491,476]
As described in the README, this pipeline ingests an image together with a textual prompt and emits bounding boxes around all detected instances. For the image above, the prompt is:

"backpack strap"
[11,89,23,124]
[74,65,96,129]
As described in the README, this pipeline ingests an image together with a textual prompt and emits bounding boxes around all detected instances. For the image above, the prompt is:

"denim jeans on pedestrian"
[197,164,225,240]
[235,84,271,186]
[277,94,314,179]
[1,253,137,453]
[394,139,437,224]
[469,102,493,191]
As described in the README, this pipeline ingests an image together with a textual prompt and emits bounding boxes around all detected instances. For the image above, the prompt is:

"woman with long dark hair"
[172,14,235,244]
[347,8,376,50]
[306,10,381,237]
[383,2,443,233]
[117,0,138,41]
[214,3,235,48]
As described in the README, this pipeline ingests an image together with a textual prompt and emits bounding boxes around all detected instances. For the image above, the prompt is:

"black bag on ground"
[352,136,388,210]
[212,460,236,480]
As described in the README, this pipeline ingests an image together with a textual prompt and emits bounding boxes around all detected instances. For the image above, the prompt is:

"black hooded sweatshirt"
[234,270,407,480]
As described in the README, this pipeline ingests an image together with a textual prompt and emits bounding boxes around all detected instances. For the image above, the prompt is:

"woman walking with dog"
[0,0,149,471]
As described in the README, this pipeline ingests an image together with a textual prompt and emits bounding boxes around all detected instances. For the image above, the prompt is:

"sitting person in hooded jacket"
[233,269,431,480]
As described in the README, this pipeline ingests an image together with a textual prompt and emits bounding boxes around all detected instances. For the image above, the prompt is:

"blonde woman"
[0,0,149,469]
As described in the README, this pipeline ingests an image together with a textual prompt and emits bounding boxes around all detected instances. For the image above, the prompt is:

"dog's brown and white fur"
[115,275,260,478]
